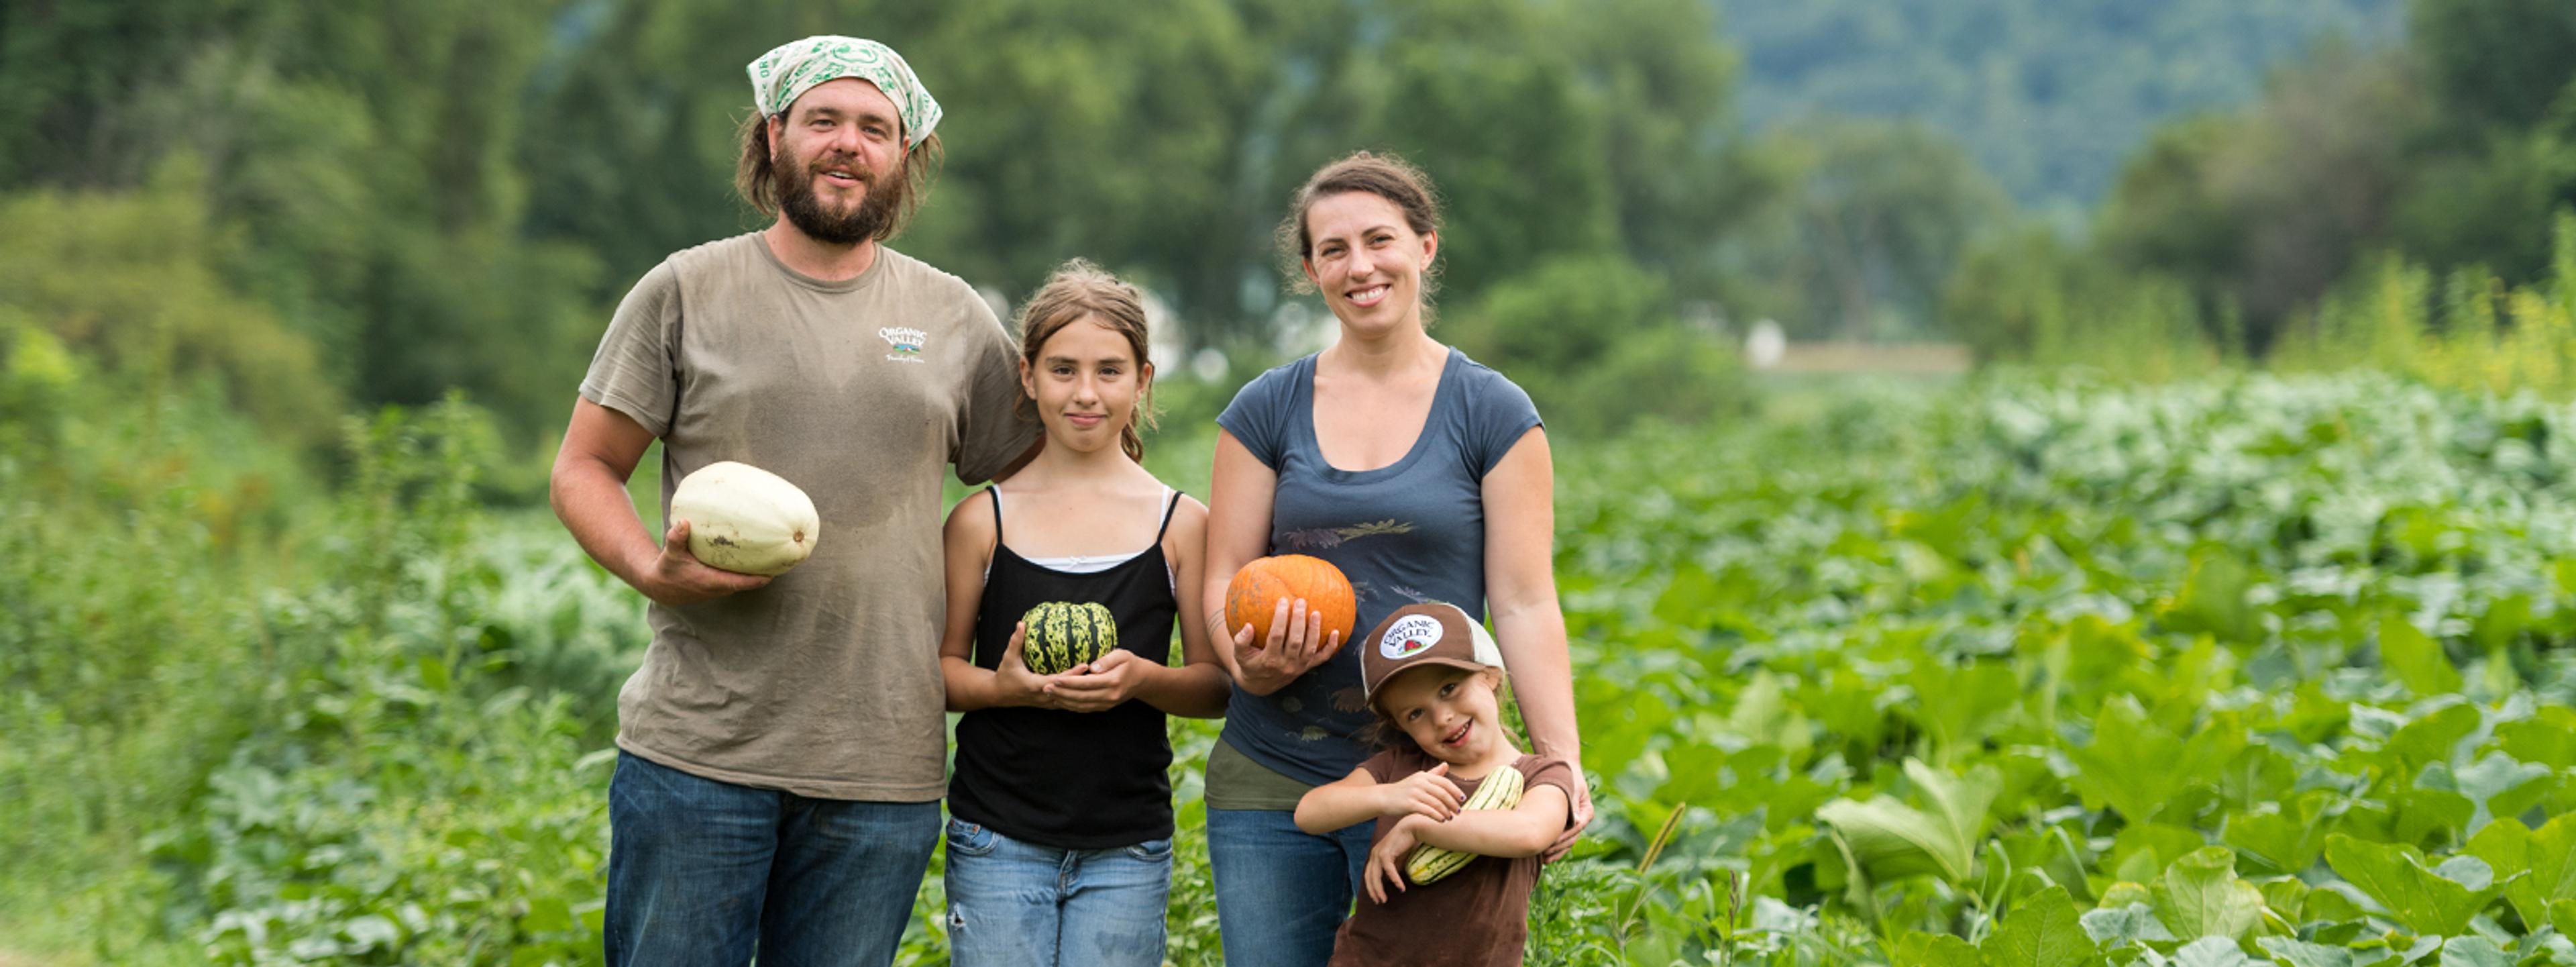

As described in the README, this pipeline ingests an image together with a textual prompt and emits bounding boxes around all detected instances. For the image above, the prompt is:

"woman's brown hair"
[1014,259,1159,462]
[1273,150,1445,301]
[734,111,943,240]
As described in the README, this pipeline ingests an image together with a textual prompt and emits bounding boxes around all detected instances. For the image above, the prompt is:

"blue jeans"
[1206,807,1373,967]
[942,818,1172,967]
[604,751,940,967]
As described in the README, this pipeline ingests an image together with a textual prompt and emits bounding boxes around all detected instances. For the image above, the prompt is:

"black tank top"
[947,487,1183,849]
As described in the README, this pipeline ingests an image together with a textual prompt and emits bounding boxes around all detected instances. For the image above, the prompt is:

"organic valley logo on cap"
[1380,614,1444,660]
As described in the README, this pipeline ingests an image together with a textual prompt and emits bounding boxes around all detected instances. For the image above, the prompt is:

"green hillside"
[1719,0,2406,219]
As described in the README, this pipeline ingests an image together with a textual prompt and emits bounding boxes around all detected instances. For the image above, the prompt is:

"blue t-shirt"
[1214,347,1542,786]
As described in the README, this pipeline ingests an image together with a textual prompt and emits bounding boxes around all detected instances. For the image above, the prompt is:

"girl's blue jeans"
[941,817,1173,966]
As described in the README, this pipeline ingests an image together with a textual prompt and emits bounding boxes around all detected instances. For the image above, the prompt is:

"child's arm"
[1049,497,1230,717]
[1397,782,1572,860]
[1294,764,1465,835]
[938,493,1072,712]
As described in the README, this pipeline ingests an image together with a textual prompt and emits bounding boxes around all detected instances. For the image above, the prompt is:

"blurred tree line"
[1949,0,2576,378]
[5,0,2546,460]
[0,0,1779,447]
[1719,0,2405,221]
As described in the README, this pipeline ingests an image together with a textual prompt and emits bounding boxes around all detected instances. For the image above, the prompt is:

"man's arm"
[550,398,767,606]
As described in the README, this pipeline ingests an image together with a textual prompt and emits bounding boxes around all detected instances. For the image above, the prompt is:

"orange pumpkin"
[1224,554,1358,648]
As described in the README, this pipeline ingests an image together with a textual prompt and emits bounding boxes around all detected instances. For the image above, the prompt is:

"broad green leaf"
[2386,787,2476,850]
[2161,550,2257,644]
[1901,931,1985,967]
[2381,704,2481,776]
[1650,563,1723,628]
[2256,937,2355,967]
[2469,813,2576,928]
[2068,696,2241,825]
[2323,835,2510,936]
[2493,712,2576,770]
[2114,824,2210,884]
[2432,936,2508,967]
[2100,881,2154,909]
[1981,886,2100,967]
[2304,885,2366,924]
[2152,847,2264,941]
[2080,903,2175,948]
[2548,898,2576,937]
[2416,754,2552,835]
[1816,758,1999,886]
[1907,660,2022,764]
[2259,877,2310,925]
[2222,792,2337,874]
[2377,614,2461,696]
[2169,935,2256,967]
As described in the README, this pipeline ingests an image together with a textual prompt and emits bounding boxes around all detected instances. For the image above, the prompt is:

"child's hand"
[1049,648,1147,712]
[1364,818,1425,905]
[1376,763,1464,822]
[995,622,1078,709]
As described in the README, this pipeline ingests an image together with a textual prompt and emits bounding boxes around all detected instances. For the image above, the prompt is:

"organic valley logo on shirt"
[1380,615,1444,660]
[879,326,928,362]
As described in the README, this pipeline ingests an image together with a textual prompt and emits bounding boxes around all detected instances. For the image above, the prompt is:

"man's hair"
[735,111,943,240]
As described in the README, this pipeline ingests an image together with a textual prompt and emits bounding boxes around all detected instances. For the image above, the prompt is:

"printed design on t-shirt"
[879,325,928,363]
[1331,687,1369,713]
[1275,518,1413,552]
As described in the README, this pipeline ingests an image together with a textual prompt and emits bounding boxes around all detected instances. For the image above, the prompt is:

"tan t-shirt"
[580,233,1037,801]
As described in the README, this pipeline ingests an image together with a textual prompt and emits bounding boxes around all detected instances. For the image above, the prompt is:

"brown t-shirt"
[1328,750,1577,967]
[580,233,1037,801]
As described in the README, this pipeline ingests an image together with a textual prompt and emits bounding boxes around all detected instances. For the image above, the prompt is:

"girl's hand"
[1049,648,1148,712]
[995,623,1076,709]
[1231,597,1342,693]
[1377,763,1464,821]
[1364,817,1425,905]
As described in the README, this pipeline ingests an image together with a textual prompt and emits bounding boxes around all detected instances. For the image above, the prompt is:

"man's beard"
[778,156,900,246]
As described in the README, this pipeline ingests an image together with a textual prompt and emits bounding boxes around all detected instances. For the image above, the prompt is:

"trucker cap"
[1359,602,1507,706]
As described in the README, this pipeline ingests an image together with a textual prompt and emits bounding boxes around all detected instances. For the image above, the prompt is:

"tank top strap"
[1153,487,1181,541]
[986,485,1006,542]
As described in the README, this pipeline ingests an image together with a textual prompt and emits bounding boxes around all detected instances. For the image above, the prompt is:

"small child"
[1293,603,1578,967]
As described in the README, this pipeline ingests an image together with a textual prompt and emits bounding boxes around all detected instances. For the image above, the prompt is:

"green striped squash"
[1019,601,1118,675]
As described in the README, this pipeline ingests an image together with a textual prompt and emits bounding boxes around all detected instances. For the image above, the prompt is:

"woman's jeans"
[604,751,939,967]
[1206,807,1373,967]
[941,817,1173,966]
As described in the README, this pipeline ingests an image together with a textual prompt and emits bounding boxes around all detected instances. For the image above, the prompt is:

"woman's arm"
[1203,430,1342,694]
[938,491,1059,712]
[1398,782,1571,859]
[1482,428,1591,852]
[1149,499,1232,716]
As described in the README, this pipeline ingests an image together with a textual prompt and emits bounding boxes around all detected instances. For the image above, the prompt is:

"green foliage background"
[11,0,2576,964]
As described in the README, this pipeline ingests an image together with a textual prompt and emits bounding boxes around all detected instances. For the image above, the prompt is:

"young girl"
[938,260,1230,966]
[1293,603,1577,967]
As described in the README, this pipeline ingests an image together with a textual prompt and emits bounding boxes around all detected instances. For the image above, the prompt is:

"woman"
[1200,151,1591,966]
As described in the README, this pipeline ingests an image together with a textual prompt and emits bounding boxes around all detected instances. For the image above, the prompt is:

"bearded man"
[548,36,1038,966]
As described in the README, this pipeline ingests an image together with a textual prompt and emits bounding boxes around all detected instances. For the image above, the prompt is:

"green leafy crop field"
[8,370,2576,966]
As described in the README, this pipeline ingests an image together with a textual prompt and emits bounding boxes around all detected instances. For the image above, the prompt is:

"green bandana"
[747,36,942,148]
